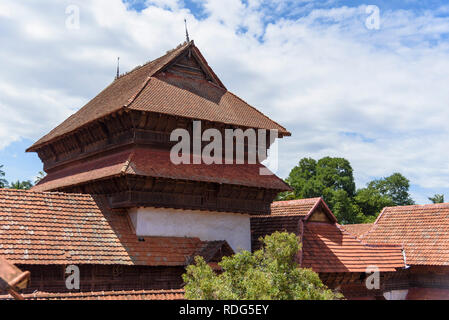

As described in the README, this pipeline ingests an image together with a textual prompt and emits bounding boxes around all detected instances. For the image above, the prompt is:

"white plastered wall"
[128,207,251,252]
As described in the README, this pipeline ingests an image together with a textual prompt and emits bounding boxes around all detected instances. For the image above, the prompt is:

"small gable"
[308,209,333,223]
[166,52,208,81]
[161,45,225,89]
[304,199,337,224]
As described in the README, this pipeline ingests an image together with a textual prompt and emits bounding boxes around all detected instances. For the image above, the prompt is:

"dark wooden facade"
[18,265,185,294]
[32,109,288,215]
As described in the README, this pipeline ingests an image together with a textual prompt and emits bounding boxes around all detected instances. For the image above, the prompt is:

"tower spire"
[116,57,120,80]
[184,19,190,43]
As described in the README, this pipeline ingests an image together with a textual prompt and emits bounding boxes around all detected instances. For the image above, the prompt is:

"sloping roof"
[251,197,404,273]
[28,41,289,151]
[340,223,374,238]
[270,198,337,222]
[187,240,234,265]
[0,289,185,300]
[0,189,230,266]
[361,203,449,266]
[32,147,291,192]
[302,222,404,273]
[271,198,322,216]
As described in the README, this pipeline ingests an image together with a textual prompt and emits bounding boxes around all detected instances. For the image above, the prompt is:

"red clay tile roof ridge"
[358,202,449,242]
[367,202,449,234]
[271,197,322,207]
[0,188,92,198]
[116,42,191,81]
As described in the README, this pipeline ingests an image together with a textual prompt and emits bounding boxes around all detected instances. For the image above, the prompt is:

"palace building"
[0,41,291,298]
[1,41,448,300]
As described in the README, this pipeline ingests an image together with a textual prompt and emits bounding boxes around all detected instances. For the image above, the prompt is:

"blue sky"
[1,0,449,204]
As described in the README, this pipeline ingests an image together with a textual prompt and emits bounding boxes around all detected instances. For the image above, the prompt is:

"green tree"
[0,165,7,188]
[183,232,341,300]
[283,157,361,223]
[429,194,444,204]
[354,187,395,217]
[9,180,33,190]
[367,173,414,206]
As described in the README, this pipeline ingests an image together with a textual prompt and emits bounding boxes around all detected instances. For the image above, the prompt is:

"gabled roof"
[271,198,322,216]
[0,189,232,266]
[0,289,185,301]
[251,197,404,273]
[270,198,337,223]
[361,203,449,266]
[32,147,291,192]
[28,41,290,151]
[302,222,404,273]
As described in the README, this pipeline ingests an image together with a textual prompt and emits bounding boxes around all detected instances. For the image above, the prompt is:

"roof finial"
[116,57,120,80]
[184,18,190,43]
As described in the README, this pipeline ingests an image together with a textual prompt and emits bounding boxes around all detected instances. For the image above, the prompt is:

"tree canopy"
[8,180,33,190]
[429,194,444,204]
[280,157,415,223]
[0,165,36,190]
[183,232,341,300]
[367,173,414,206]
[0,165,7,188]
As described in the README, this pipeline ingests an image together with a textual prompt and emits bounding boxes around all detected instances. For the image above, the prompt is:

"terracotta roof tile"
[271,198,322,216]
[252,198,403,273]
[131,74,289,133]
[302,222,404,273]
[0,189,227,266]
[340,223,374,238]
[362,203,449,266]
[29,41,289,151]
[0,289,185,300]
[33,148,291,192]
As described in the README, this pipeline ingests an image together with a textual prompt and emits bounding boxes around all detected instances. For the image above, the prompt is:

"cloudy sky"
[1,0,449,203]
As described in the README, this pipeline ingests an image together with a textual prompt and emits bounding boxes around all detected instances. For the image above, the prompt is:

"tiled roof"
[0,289,185,300]
[271,198,322,216]
[340,223,374,238]
[28,41,289,151]
[302,222,404,273]
[130,73,289,133]
[33,148,291,192]
[362,203,449,266]
[252,198,404,273]
[0,189,228,266]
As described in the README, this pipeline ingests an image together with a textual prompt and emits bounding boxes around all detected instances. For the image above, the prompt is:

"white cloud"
[1,0,449,203]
